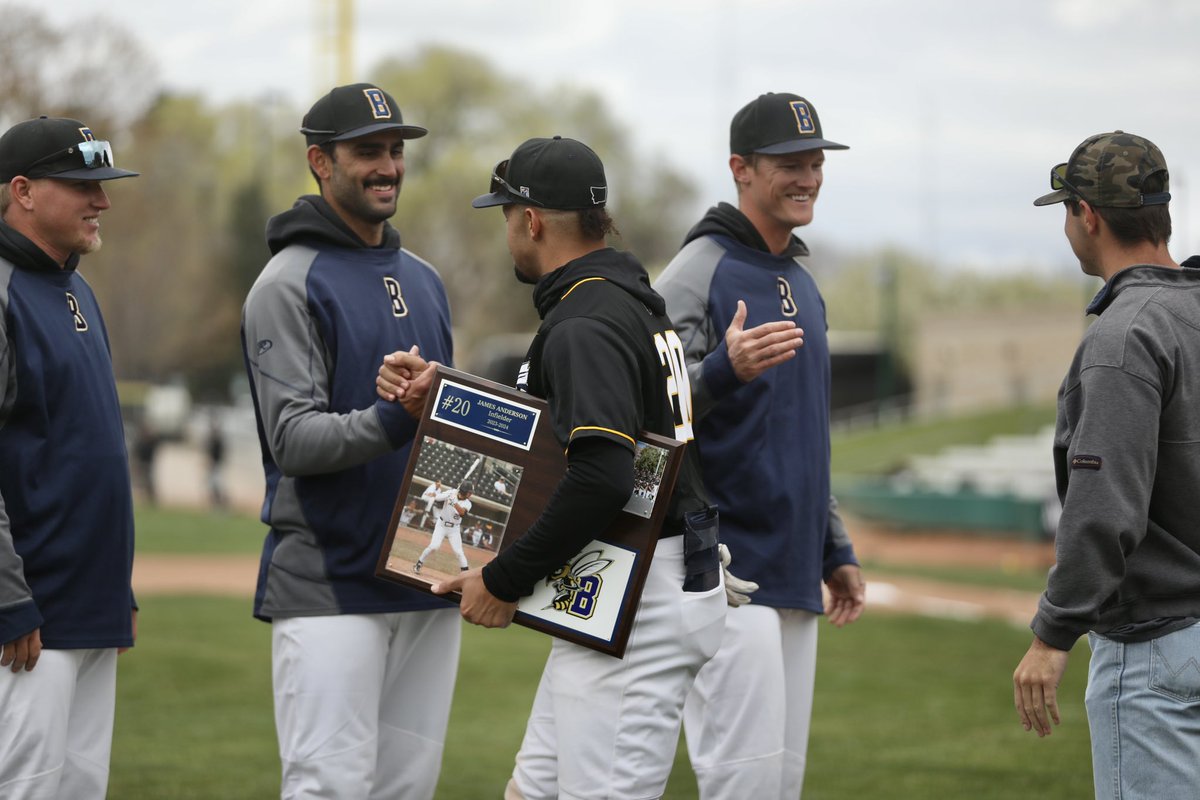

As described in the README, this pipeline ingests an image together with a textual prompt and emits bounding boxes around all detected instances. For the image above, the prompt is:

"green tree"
[0,17,702,395]
[370,46,699,371]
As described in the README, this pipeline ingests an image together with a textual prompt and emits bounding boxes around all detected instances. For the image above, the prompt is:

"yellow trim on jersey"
[560,277,608,301]
[569,425,636,447]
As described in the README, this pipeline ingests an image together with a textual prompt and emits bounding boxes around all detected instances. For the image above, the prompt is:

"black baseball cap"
[471,136,608,210]
[0,116,139,182]
[730,92,848,156]
[300,83,427,146]
[458,481,474,494]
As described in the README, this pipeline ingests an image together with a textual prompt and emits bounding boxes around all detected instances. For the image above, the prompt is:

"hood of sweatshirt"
[0,220,81,273]
[680,201,809,259]
[532,246,665,320]
[265,194,401,255]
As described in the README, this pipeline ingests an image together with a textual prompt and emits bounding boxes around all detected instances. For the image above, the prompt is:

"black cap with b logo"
[0,116,139,182]
[300,83,428,146]
[730,92,848,156]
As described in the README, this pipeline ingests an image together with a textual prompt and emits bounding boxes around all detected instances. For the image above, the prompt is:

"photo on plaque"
[623,441,671,519]
[383,435,525,585]
[376,365,684,657]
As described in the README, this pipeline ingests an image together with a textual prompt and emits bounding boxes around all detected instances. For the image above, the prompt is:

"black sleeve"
[482,437,634,601]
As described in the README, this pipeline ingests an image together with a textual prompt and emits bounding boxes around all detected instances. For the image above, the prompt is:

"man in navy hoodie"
[241,84,456,799]
[0,116,139,799]
[655,92,866,799]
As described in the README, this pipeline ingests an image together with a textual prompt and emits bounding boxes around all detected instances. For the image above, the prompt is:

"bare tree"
[0,4,157,132]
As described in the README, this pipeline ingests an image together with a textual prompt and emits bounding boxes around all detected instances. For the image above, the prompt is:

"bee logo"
[544,549,613,620]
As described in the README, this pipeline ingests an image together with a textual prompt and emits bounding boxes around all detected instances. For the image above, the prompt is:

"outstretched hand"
[725,300,805,383]
[433,568,518,629]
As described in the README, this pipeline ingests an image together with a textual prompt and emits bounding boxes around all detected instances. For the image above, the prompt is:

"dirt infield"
[131,515,1051,626]
[385,524,498,586]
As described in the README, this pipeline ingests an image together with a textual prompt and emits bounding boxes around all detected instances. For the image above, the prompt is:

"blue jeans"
[1086,623,1200,800]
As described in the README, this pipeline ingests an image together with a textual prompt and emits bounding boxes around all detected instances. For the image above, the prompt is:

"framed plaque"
[375,365,684,658]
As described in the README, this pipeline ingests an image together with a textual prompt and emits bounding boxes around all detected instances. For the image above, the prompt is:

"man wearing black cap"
[1014,131,1200,798]
[654,92,866,799]
[0,116,139,799]
[241,84,457,799]
[433,135,725,800]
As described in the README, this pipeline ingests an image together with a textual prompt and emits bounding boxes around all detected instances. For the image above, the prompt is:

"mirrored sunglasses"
[490,159,542,206]
[28,139,117,172]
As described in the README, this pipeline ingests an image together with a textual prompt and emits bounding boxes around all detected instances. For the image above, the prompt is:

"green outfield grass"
[110,593,1093,799]
[121,394,1088,800]
[135,504,267,555]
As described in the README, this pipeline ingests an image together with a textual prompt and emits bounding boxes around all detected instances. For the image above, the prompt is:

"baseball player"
[419,479,444,530]
[654,92,866,799]
[425,135,727,800]
[241,84,458,800]
[0,116,139,798]
[413,481,473,573]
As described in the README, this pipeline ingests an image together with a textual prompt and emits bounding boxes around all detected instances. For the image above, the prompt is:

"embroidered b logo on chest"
[66,292,89,332]
[383,277,408,318]
[778,277,798,318]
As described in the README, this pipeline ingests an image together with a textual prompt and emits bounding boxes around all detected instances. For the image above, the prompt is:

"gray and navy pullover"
[1033,260,1200,650]
[0,221,135,649]
[654,203,857,612]
[241,196,453,620]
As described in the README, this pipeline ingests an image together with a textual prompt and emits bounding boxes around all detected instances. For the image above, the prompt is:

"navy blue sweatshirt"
[0,221,136,649]
[654,203,857,612]
[242,196,454,619]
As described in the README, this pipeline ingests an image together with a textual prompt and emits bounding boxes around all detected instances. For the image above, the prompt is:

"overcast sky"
[41,0,1200,273]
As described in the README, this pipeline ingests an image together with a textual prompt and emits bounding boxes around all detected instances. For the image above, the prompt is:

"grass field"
[114,504,1094,799]
[109,592,1093,799]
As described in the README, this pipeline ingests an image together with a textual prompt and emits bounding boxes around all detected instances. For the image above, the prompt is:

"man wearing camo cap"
[1013,130,1200,799]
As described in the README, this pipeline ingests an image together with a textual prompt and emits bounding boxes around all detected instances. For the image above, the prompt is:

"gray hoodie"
[1033,259,1200,650]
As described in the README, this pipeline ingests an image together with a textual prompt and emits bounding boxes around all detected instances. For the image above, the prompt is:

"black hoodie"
[481,247,710,601]
[681,201,810,259]
[265,194,402,255]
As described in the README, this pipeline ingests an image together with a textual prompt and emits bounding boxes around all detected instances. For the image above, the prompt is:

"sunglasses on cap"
[489,159,543,207]
[1050,161,1171,207]
[1049,163,1083,198]
[27,139,117,173]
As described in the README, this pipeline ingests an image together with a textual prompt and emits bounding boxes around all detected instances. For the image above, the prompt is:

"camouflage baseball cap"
[1034,131,1170,208]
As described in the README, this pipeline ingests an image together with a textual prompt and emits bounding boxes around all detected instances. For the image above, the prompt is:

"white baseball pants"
[419,524,468,569]
[272,608,461,800]
[684,605,819,799]
[0,647,118,800]
[508,534,727,800]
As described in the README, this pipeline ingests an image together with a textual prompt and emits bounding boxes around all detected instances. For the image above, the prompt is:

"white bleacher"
[899,426,1057,500]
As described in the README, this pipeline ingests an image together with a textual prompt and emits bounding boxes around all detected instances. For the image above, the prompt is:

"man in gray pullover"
[1013,130,1200,800]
